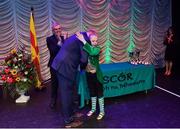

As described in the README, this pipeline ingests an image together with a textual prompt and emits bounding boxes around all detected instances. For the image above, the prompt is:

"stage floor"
[0,68,180,128]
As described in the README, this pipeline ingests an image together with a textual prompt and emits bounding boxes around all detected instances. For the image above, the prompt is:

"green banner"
[78,62,155,108]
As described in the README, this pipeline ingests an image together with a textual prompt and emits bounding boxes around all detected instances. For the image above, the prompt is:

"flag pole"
[30,7,44,90]
[31,7,34,19]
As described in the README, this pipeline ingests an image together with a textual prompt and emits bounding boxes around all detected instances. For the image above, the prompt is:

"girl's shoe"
[87,110,95,117]
[97,112,104,120]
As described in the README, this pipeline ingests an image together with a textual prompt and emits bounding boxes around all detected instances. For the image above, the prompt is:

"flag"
[30,10,42,88]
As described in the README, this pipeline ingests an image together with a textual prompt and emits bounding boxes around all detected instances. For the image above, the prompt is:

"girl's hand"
[76,32,86,44]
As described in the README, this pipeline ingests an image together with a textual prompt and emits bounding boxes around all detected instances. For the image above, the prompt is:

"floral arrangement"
[0,48,37,97]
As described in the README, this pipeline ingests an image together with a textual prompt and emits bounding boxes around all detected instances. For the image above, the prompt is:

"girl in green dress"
[76,31,105,120]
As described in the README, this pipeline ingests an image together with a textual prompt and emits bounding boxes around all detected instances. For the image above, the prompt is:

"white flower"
[14,66,19,69]
[24,71,28,75]
[23,78,27,82]
[18,54,23,57]
[13,58,17,62]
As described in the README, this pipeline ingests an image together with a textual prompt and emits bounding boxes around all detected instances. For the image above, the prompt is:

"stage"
[0,68,180,128]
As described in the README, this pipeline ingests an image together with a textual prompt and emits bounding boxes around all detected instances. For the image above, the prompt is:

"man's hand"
[76,32,86,44]
[63,32,68,40]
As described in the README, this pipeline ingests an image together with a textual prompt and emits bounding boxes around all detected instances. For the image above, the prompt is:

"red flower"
[5,56,10,62]
[29,76,33,79]
[4,68,10,74]
[6,77,14,84]
[1,75,7,81]
[26,64,31,68]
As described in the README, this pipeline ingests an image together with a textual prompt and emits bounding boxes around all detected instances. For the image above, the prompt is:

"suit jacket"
[51,32,90,81]
[46,34,64,67]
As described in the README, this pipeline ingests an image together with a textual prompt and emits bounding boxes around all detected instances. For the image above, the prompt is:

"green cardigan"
[83,43,103,84]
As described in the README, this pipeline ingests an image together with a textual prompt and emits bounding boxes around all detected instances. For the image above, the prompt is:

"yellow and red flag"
[30,10,42,88]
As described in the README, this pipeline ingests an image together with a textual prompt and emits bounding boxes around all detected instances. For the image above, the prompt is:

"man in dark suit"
[46,22,65,109]
[51,30,95,128]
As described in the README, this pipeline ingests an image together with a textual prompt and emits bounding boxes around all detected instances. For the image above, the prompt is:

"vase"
[15,89,30,103]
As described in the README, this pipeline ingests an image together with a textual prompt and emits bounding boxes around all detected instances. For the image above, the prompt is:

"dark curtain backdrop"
[0,0,172,82]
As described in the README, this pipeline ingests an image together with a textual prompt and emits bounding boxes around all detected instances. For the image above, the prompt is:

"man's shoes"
[65,120,83,128]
